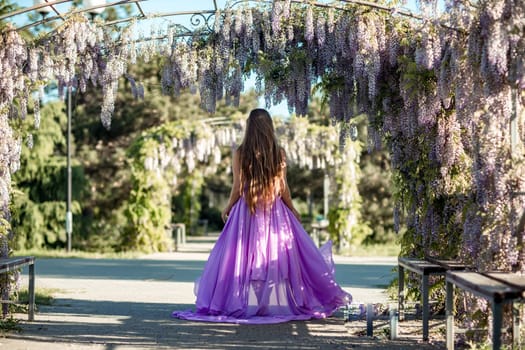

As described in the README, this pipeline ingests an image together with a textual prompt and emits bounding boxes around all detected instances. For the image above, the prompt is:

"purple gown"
[172,195,352,324]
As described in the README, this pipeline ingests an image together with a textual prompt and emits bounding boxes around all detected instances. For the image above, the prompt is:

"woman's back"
[237,109,284,213]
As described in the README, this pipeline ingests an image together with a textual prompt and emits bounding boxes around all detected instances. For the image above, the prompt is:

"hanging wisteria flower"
[271,0,284,35]
[100,84,115,129]
[0,2,522,325]
[305,5,314,44]
[316,13,326,47]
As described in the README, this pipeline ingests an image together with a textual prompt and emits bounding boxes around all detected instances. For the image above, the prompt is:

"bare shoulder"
[234,147,242,159]
[232,147,241,168]
[279,147,287,168]
[279,146,287,159]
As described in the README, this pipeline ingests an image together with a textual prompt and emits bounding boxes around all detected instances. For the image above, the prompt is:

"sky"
[10,0,421,118]
[10,0,290,116]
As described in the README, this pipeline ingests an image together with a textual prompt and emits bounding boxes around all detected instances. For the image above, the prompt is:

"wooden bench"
[398,257,468,341]
[446,271,525,350]
[0,256,35,321]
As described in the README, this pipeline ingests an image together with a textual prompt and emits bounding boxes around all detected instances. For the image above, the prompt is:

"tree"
[70,49,264,251]
[11,101,85,249]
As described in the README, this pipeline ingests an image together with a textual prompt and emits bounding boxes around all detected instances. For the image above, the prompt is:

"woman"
[173,108,351,324]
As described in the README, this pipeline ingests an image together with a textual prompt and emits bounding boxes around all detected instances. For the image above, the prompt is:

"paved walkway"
[2,236,446,349]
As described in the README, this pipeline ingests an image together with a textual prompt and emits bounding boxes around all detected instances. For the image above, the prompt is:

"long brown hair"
[238,109,283,213]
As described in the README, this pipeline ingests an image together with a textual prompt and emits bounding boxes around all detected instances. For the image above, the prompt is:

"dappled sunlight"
[6,241,438,349]
[28,312,130,325]
[12,298,352,349]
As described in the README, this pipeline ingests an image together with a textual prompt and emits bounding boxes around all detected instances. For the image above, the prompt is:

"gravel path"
[1,237,446,349]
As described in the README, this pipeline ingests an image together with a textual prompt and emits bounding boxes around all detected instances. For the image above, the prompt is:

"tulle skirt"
[172,197,351,324]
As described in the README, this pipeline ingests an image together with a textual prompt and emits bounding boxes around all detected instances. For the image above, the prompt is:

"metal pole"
[323,173,329,218]
[66,86,72,252]
[366,303,374,336]
[513,303,521,350]
[422,274,430,341]
[446,280,454,350]
[28,261,35,321]
[398,264,405,321]
[492,301,503,350]
[389,303,398,340]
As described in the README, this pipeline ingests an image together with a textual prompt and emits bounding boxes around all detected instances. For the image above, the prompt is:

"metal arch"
[0,0,71,21]
[0,0,462,37]
[16,0,147,32]
[104,9,216,30]
[0,0,223,33]
[0,0,148,31]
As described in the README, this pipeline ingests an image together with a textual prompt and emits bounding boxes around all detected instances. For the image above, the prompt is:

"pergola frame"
[0,0,459,38]
[0,2,524,331]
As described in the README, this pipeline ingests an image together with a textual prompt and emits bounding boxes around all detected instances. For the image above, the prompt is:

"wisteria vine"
[0,0,524,337]
[124,114,359,252]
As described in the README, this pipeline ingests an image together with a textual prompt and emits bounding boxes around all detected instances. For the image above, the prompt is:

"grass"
[339,242,400,257]
[465,342,512,350]
[17,288,57,307]
[10,287,58,314]
[1,287,58,335]
[0,316,21,335]
[13,248,143,259]
[13,241,401,259]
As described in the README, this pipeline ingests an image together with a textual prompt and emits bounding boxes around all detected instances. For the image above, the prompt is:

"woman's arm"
[221,149,241,223]
[280,149,301,221]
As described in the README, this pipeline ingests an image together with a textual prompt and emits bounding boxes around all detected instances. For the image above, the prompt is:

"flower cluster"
[277,117,342,170]
[138,115,348,181]
[357,0,525,286]
[0,25,27,260]
[0,0,524,322]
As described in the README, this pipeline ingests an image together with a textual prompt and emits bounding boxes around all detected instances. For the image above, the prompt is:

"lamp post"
[323,173,329,218]
[64,0,106,252]
[66,86,72,252]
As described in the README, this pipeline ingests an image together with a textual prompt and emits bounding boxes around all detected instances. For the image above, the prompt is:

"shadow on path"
[10,298,441,349]
[32,257,395,288]
[4,251,444,349]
